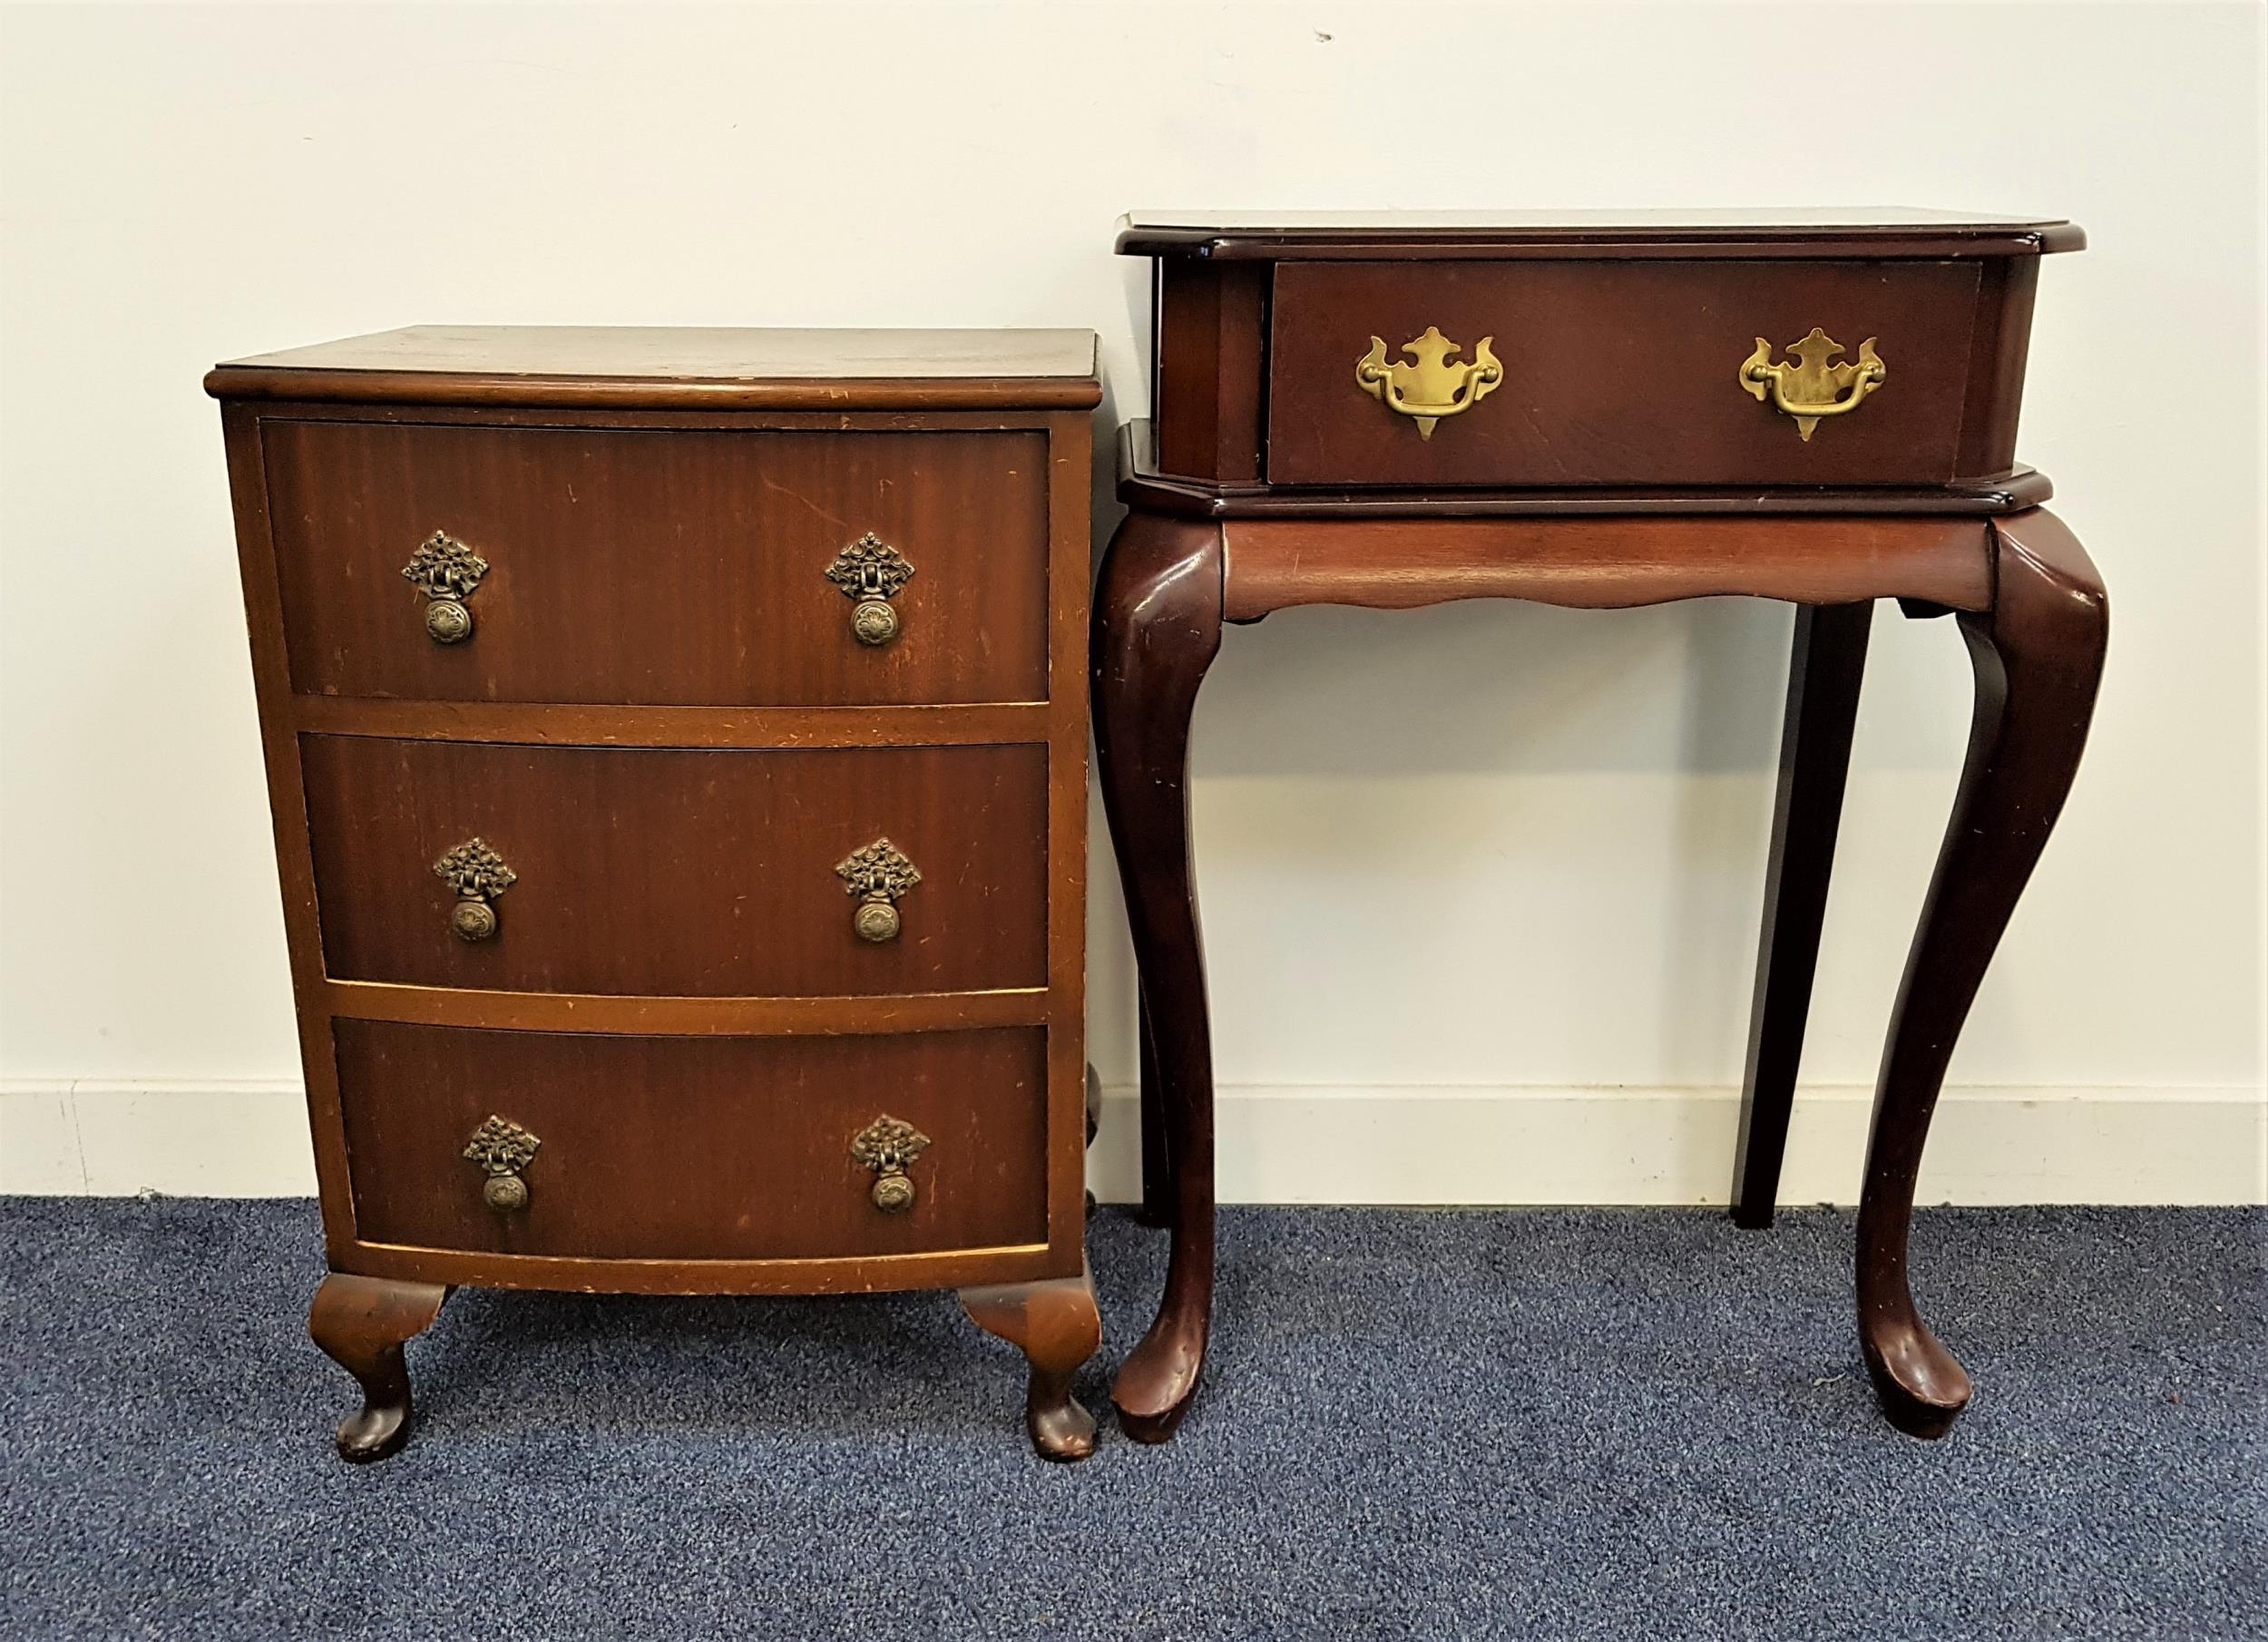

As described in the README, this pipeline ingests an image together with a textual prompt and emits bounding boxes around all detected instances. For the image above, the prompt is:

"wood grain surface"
[263,420,1050,707]
[1266,259,1983,487]
[298,737,1050,997]
[209,326,1104,409]
[1219,516,1992,619]
[335,1021,1048,1260]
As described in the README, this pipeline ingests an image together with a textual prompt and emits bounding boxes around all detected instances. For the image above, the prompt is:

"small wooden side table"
[1094,213,2106,1443]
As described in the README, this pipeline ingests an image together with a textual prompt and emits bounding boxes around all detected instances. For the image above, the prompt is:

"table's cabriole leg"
[1733,601,1873,1228]
[308,1273,450,1463]
[1136,988,1170,1227]
[1859,508,2107,1438]
[1091,511,1224,1443]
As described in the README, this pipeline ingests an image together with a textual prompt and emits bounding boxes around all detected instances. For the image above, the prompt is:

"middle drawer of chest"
[301,737,1049,996]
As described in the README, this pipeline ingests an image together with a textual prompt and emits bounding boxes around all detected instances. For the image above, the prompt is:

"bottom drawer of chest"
[334,1020,1048,1261]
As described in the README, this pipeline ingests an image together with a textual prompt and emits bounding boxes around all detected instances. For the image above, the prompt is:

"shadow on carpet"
[1,1199,2261,1640]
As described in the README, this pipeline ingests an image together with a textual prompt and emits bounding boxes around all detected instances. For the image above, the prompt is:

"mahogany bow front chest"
[1096,211,2106,1445]
[210,327,1105,1461]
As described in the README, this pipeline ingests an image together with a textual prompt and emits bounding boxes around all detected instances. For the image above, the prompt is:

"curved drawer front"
[262,420,1049,706]
[1266,259,1986,488]
[301,737,1048,996]
[336,1021,1048,1260]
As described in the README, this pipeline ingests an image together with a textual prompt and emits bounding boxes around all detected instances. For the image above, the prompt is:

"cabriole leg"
[308,1272,450,1463]
[1091,511,1224,1443]
[960,1260,1104,1462]
[1858,510,2107,1437]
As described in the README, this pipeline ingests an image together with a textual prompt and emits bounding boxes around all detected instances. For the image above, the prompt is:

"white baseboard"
[4,1079,2260,1205]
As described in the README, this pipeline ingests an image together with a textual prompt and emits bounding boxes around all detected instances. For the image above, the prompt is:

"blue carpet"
[1,1199,2260,1640]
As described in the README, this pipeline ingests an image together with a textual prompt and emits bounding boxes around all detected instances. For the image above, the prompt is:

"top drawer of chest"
[259,419,1050,707]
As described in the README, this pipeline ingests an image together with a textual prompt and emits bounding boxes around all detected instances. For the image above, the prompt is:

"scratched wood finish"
[298,737,1048,997]
[335,1021,1049,1260]
[209,331,1093,1334]
[209,325,1103,410]
[262,420,1049,706]
[1220,516,1993,620]
[1267,259,1985,487]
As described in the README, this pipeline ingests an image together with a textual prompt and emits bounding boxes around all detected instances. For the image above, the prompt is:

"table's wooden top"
[1118,210,2082,260]
[207,326,1103,410]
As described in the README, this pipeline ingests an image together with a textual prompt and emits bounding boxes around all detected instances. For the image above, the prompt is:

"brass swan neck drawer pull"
[401,531,489,644]
[1355,326,1503,440]
[824,532,915,647]
[1739,327,1887,441]
[433,837,515,942]
[850,1115,929,1213]
[835,837,920,943]
[464,1116,539,1214]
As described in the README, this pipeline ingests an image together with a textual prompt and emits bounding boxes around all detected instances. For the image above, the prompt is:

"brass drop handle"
[1354,326,1503,440]
[851,1115,929,1214]
[835,837,920,943]
[825,533,915,647]
[1739,327,1887,441]
[402,531,489,645]
[464,1116,539,1215]
[434,838,514,942]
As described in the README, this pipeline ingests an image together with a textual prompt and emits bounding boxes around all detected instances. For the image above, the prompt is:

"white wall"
[2,2,2261,1200]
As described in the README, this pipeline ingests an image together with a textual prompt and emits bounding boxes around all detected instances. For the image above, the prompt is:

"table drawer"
[336,1021,1048,1260]
[1266,259,1991,488]
[262,420,1050,706]
[301,737,1048,996]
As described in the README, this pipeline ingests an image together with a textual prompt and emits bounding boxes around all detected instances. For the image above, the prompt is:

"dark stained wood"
[1154,259,1269,480]
[1122,423,2054,518]
[307,1274,449,1462]
[1220,517,1991,619]
[1104,218,2093,1446]
[1137,988,1169,1227]
[1858,507,2107,1438]
[1267,259,1987,487]
[336,1021,1048,1263]
[959,1257,1105,1461]
[1732,603,1874,1229]
[261,421,1049,707]
[1955,258,2040,480]
[212,328,1099,1458]
[208,326,1103,409]
[1119,209,2084,260]
[1090,512,1225,1442]
[298,737,1048,997]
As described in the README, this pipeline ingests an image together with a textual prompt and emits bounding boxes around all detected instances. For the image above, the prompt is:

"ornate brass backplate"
[433,837,515,942]
[850,1114,930,1213]
[824,533,916,647]
[463,1115,539,1214]
[1739,327,1887,441]
[1354,326,1504,440]
[401,531,489,645]
[835,837,921,943]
